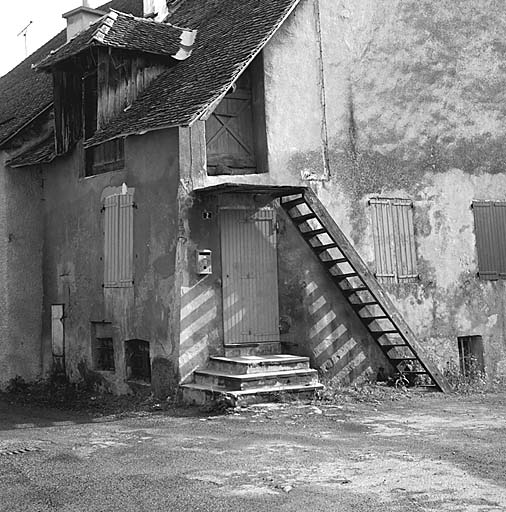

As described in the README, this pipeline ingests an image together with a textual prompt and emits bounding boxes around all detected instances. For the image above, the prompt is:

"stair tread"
[182,382,324,397]
[293,213,317,224]
[281,197,305,209]
[195,368,317,380]
[314,243,339,253]
[342,286,368,294]
[302,228,326,238]
[210,355,309,365]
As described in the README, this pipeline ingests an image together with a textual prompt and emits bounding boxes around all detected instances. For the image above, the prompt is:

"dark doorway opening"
[457,335,485,376]
[125,339,151,382]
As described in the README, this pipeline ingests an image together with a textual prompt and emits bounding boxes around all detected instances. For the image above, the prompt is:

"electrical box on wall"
[197,249,212,275]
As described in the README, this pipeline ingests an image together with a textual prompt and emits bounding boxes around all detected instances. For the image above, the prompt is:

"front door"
[221,208,280,344]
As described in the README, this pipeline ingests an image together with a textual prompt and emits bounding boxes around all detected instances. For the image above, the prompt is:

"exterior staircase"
[181,345,323,406]
[280,188,450,393]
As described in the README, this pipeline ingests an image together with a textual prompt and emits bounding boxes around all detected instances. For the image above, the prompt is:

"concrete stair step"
[194,368,319,391]
[181,382,324,407]
[208,354,310,374]
[224,342,281,357]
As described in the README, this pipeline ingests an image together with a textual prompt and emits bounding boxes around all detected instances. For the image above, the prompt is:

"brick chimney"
[62,1,106,42]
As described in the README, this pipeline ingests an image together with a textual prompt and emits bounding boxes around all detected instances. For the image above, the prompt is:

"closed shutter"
[472,201,506,280]
[370,198,417,283]
[206,72,256,172]
[104,192,134,287]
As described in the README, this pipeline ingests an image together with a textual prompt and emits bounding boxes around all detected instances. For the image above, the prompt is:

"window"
[125,340,151,382]
[370,197,418,283]
[83,70,124,176]
[103,190,134,288]
[85,139,125,177]
[472,201,506,279]
[92,322,115,372]
[457,335,484,376]
[206,53,267,175]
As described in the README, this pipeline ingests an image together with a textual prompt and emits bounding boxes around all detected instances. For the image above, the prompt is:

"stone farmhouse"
[1,0,505,402]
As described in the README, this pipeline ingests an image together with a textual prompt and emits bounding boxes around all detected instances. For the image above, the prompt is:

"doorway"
[220,207,280,345]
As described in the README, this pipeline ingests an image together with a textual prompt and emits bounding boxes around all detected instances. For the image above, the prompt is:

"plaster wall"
[189,0,506,381]
[261,0,506,379]
[42,129,180,395]
[0,152,43,388]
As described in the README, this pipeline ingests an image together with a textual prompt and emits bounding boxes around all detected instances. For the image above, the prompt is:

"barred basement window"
[472,201,506,280]
[92,322,115,371]
[457,335,485,376]
[370,198,418,283]
[96,337,115,371]
[103,190,134,288]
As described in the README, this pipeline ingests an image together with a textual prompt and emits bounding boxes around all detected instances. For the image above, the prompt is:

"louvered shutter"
[473,201,506,280]
[103,192,134,287]
[370,198,417,283]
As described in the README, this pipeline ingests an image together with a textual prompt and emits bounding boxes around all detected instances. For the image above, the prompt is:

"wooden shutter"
[206,72,256,173]
[53,70,83,155]
[370,198,417,283]
[104,192,134,288]
[472,201,506,280]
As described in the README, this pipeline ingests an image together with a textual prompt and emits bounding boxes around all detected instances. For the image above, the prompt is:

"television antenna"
[17,21,33,58]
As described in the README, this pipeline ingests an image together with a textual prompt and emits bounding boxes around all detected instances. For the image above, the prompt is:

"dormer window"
[83,69,124,177]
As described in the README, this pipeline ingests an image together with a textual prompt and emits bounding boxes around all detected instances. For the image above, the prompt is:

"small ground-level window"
[472,201,506,279]
[457,335,485,376]
[125,339,151,382]
[96,337,115,371]
[92,322,115,371]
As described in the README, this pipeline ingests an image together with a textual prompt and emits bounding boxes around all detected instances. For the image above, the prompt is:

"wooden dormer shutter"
[53,70,83,155]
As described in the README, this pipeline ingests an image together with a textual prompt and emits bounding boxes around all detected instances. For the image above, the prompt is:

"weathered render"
[0,0,505,395]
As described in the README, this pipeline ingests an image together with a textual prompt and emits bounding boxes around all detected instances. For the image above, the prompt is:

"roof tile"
[36,10,196,70]
[0,0,143,147]
[85,0,301,146]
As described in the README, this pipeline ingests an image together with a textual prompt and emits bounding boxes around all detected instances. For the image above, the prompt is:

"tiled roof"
[35,10,196,70]
[85,0,301,147]
[6,136,55,167]
[0,0,143,147]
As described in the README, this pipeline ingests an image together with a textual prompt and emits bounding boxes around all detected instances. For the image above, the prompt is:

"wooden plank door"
[221,208,280,344]
[206,72,256,173]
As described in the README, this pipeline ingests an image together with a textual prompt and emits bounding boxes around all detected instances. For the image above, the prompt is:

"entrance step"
[181,354,323,406]
[224,342,281,357]
[208,354,310,374]
[194,368,319,391]
[182,382,324,407]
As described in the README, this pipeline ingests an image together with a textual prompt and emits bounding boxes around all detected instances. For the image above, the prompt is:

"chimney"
[143,0,170,22]
[62,1,106,42]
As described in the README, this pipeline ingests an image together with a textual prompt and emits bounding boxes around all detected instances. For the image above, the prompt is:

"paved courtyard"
[1,393,505,511]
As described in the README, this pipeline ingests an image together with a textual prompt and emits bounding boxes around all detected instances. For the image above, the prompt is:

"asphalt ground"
[1,393,505,511]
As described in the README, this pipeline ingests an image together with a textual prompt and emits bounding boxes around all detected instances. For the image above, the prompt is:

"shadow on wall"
[303,280,374,384]
[179,276,219,383]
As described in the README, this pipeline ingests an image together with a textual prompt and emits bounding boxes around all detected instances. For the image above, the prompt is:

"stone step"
[181,382,324,407]
[208,354,310,375]
[194,368,319,391]
[224,342,281,357]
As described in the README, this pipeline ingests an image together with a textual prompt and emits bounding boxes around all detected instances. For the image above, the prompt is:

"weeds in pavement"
[1,373,172,416]
[443,358,488,394]
[316,373,411,404]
